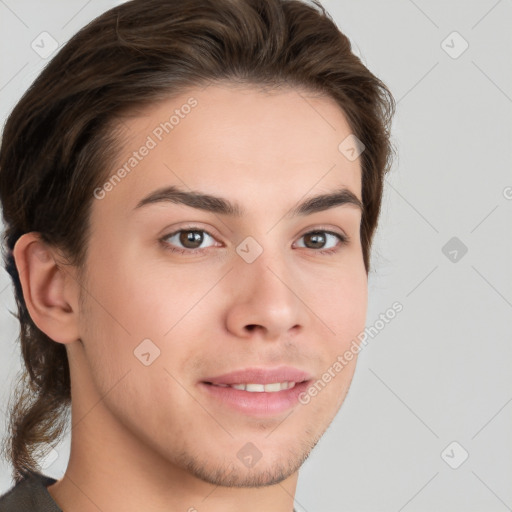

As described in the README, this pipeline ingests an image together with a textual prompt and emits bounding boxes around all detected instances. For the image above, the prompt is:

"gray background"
[0,0,511,510]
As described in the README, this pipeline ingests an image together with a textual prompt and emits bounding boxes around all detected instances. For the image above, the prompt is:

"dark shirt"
[0,471,61,511]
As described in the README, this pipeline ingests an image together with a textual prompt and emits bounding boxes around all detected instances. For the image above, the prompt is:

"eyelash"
[159,226,349,256]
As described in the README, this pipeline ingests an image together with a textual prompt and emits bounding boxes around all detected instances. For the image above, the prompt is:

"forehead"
[95,83,362,219]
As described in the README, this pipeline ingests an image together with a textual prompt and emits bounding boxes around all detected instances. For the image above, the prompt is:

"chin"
[174,429,323,488]
[187,459,300,488]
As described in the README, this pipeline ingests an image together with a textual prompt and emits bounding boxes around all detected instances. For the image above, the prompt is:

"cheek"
[105,248,224,338]
[77,257,214,392]
[310,264,368,344]
[341,273,368,337]
[81,253,177,341]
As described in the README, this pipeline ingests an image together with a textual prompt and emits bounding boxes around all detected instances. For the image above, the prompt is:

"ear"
[12,232,81,344]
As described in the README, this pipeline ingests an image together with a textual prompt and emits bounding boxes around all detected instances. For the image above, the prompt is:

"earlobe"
[12,232,80,344]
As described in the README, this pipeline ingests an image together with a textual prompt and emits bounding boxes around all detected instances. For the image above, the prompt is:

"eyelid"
[295,224,350,243]
[160,222,221,239]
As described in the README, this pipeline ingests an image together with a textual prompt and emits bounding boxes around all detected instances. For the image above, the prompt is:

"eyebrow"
[133,185,363,217]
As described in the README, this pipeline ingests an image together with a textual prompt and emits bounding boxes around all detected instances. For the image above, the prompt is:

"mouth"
[205,381,299,392]
[199,366,312,417]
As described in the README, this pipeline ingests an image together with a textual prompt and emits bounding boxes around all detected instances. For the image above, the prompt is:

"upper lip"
[202,366,312,385]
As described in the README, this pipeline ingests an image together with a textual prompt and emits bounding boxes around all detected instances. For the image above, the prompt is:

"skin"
[14,83,367,512]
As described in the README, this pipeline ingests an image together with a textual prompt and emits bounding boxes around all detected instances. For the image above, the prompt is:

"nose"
[224,249,306,341]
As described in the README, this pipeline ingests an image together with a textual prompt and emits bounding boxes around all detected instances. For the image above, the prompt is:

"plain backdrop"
[0,1,511,511]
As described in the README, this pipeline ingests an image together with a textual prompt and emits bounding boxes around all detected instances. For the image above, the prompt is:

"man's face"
[73,84,367,486]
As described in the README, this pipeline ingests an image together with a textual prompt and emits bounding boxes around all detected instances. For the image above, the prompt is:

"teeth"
[214,381,296,392]
[245,383,265,392]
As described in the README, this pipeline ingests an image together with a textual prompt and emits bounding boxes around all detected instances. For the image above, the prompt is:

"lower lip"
[199,381,311,417]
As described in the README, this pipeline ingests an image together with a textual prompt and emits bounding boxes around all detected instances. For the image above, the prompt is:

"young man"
[0,0,394,510]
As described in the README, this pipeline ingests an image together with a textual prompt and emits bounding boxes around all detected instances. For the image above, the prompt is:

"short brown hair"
[0,0,395,481]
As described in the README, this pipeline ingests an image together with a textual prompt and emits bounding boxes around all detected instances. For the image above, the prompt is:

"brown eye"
[179,230,204,249]
[295,230,347,253]
[162,228,217,253]
[303,231,327,249]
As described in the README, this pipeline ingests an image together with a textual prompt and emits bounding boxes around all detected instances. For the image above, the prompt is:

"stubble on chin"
[172,423,326,488]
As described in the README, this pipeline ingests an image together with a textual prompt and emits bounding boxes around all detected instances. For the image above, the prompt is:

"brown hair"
[0,0,395,481]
